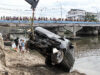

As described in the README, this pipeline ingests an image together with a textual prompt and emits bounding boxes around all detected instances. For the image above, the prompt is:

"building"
[66,9,86,21]
[97,12,100,21]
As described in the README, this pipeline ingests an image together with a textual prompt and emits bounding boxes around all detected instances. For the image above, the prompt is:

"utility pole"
[30,8,35,40]
[60,5,63,21]
[25,0,39,40]
[57,0,63,21]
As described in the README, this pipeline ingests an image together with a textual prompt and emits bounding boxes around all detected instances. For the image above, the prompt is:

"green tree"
[85,13,98,22]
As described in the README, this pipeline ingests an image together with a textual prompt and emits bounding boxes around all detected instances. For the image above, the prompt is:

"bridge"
[0,20,100,25]
[0,20,100,37]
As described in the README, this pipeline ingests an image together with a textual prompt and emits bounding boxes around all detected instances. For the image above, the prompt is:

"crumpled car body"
[26,27,75,72]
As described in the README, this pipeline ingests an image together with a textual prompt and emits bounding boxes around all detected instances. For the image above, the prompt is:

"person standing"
[21,40,25,53]
[19,39,22,52]
[14,37,19,50]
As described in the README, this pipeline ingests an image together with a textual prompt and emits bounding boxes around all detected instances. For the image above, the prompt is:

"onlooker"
[11,41,17,52]
[12,41,16,49]
[21,40,25,53]
[14,37,19,50]
[19,39,22,52]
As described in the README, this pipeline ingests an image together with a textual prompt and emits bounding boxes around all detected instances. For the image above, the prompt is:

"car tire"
[45,56,53,67]
[60,49,75,72]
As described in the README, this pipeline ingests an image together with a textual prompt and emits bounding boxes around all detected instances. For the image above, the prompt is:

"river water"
[72,36,100,75]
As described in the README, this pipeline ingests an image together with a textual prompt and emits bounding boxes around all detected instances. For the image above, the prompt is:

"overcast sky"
[0,0,100,18]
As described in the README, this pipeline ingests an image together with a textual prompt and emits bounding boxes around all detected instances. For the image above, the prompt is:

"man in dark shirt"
[14,37,19,48]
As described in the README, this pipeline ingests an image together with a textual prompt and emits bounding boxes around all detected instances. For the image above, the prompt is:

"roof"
[71,9,85,11]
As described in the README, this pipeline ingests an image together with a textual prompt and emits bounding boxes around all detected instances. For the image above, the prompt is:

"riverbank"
[0,46,86,75]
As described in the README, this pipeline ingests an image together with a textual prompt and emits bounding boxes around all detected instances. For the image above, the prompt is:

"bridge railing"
[0,20,100,24]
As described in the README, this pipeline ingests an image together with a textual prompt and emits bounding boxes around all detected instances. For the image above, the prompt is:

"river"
[72,36,100,75]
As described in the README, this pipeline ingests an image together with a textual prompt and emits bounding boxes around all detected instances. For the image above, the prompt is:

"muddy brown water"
[72,36,100,75]
[72,36,100,57]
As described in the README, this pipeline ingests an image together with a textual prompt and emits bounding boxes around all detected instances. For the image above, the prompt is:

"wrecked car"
[26,27,75,72]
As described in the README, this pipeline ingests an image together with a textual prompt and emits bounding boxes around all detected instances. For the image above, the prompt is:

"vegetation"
[85,13,98,22]
[64,30,72,34]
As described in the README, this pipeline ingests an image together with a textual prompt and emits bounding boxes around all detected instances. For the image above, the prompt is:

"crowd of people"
[12,37,28,53]
[0,16,85,21]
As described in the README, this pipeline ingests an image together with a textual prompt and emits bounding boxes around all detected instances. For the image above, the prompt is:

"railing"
[0,20,100,24]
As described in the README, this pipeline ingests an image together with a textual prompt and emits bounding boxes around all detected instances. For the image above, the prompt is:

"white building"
[66,9,86,21]
[97,12,100,21]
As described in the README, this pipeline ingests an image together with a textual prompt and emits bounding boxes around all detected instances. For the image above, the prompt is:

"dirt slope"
[0,35,86,75]
[0,46,85,75]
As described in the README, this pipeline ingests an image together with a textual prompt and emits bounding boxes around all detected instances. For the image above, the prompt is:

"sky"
[0,0,100,18]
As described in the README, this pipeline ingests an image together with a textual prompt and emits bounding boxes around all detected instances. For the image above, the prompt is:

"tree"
[85,13,98,22]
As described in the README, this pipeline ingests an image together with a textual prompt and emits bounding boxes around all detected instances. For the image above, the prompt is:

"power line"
[0,7,32,11]
[0,7,67,12]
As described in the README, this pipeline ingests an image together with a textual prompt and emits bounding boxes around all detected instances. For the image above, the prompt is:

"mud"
[0,46,86,75]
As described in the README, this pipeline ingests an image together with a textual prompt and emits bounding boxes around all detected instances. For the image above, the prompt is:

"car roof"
[35,27,61,39]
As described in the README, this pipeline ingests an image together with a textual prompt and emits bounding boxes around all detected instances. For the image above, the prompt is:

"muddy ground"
[0,46,86,75]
